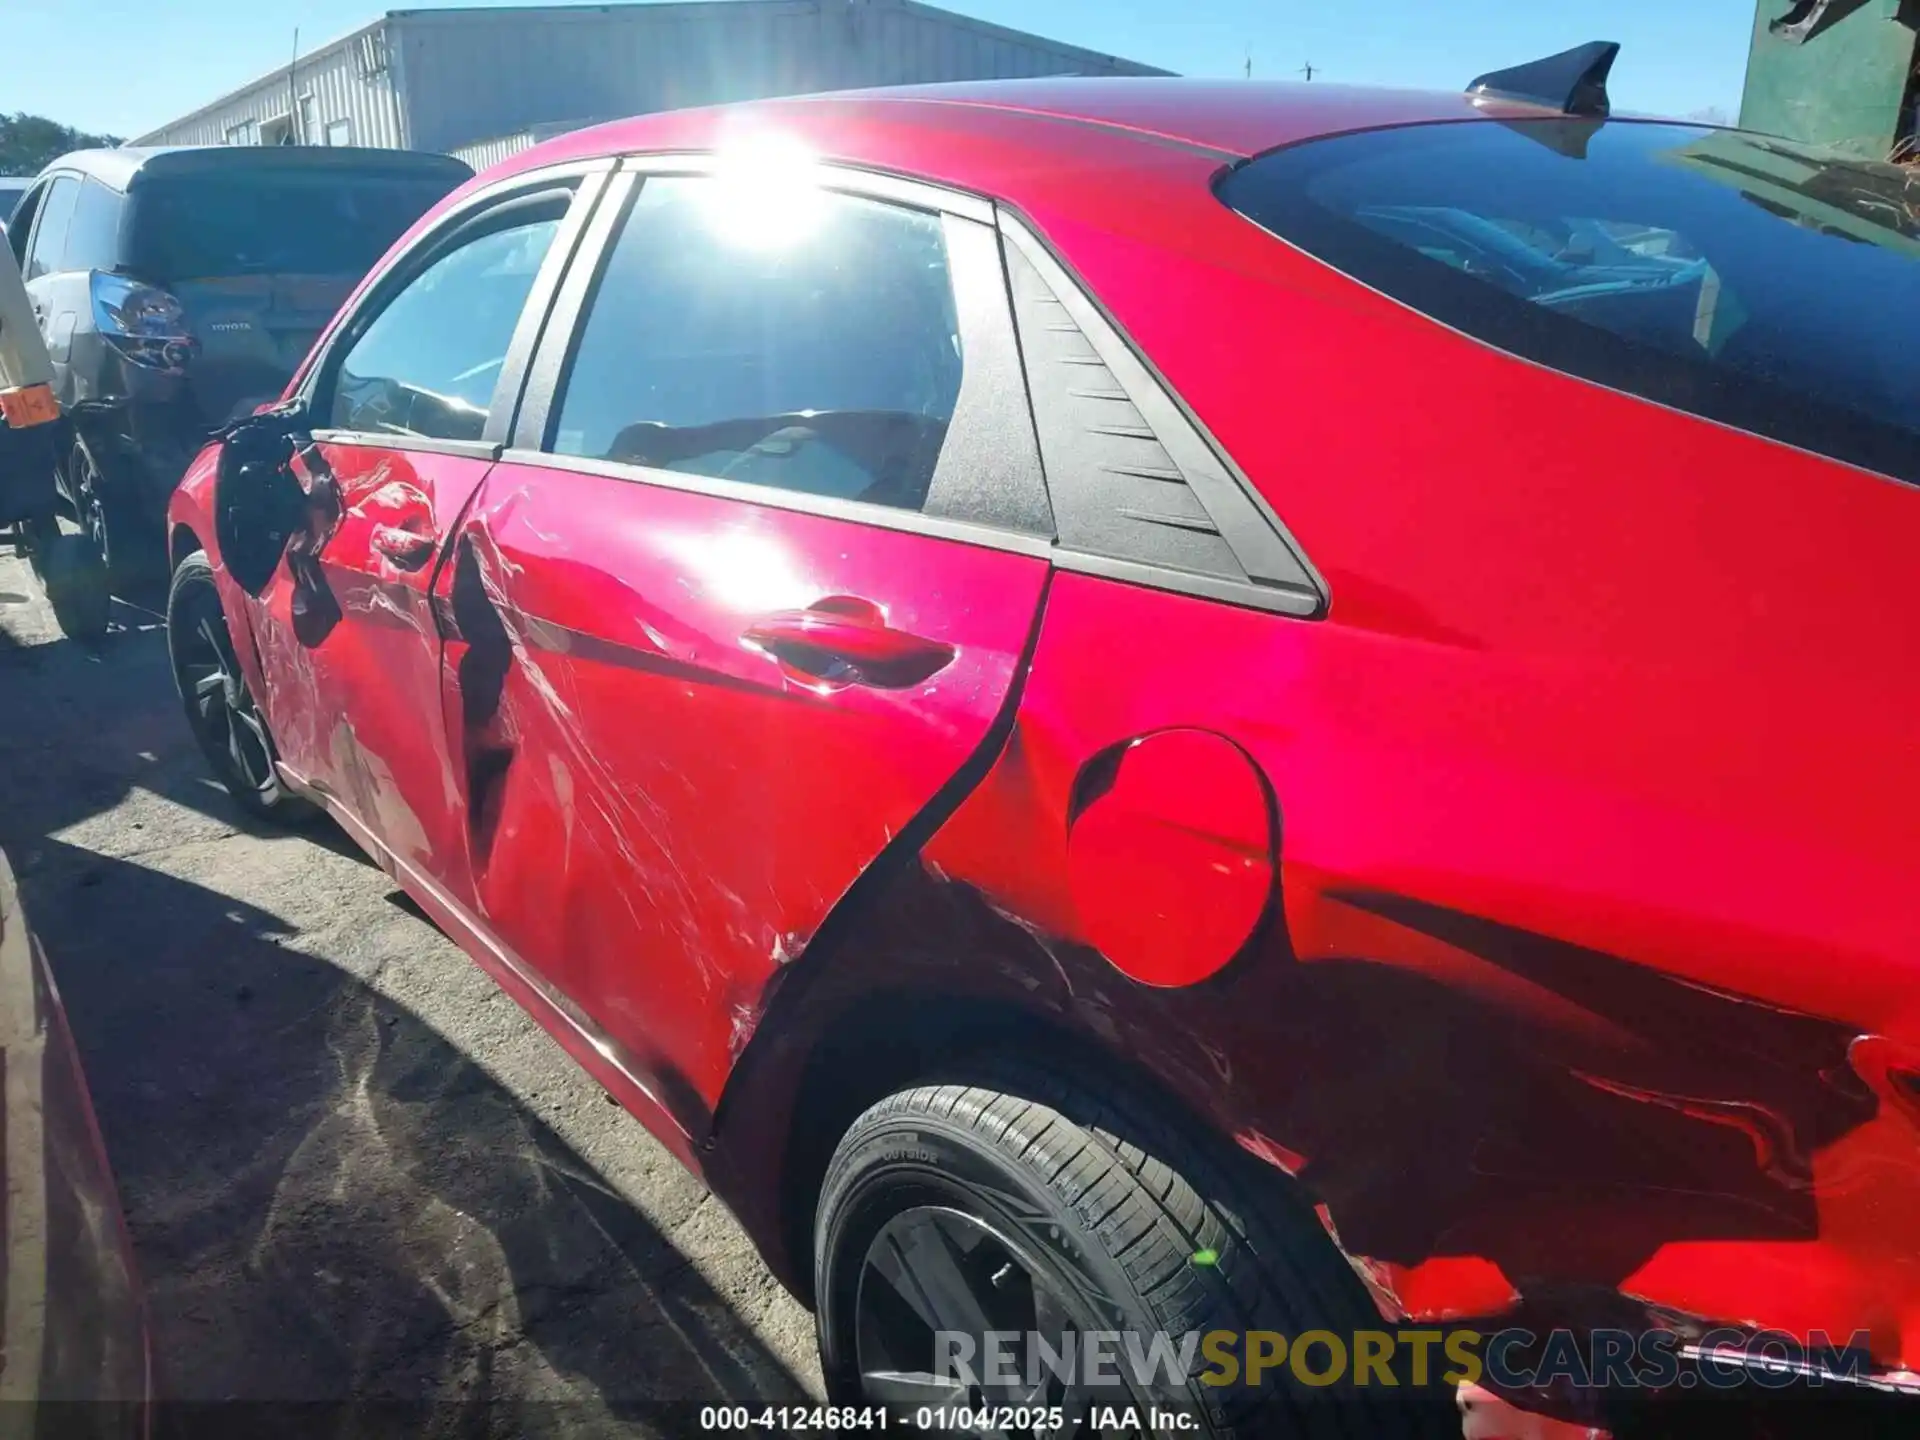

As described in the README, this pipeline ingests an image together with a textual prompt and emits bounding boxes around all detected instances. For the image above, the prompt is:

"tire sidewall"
[69,436,119,578]
[36,529,110,643]
[166,551,292,819]
[816,1107,1182,1422]
[71,435,163,591]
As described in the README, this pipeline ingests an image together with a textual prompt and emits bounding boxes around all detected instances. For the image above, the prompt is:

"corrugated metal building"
[448,117,616,171]
[135,0,1168,158]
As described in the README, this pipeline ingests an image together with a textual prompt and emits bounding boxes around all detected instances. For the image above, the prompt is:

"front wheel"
[166,548,308,821]
[814,1065,1451,1439]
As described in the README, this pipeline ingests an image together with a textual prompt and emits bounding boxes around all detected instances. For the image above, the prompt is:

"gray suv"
[7,145,469,584]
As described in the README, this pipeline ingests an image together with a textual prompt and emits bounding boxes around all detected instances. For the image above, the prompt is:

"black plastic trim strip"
[512,170,636,453]
[489,169,609,446]
[922,213,1054,537]
[995,210,1327,617]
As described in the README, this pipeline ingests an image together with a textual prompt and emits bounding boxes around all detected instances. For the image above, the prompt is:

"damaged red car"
[164,41,1919,1437]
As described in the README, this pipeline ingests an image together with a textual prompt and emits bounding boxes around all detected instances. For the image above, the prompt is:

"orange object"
[0,383,58,429]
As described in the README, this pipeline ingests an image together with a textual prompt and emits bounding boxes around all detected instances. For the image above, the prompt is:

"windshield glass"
[1216,120,1920,485]
[127,168,460,281]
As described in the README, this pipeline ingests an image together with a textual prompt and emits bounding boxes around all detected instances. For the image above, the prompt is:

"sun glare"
[696,130,829,251]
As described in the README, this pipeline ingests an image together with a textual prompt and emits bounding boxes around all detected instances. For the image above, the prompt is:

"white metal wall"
[397,0,1167,155]
[448,119,602,172]
[447,131,542,172]
[139,1,1166,157]
[135,20,408,149]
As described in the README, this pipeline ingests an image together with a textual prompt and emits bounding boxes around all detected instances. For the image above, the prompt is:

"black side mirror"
[213,402,310,598]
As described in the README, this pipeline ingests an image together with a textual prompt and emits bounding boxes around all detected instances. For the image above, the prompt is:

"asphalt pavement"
[0,552,821,1436]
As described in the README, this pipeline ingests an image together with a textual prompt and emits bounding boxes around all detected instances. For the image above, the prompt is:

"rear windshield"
[127,168,461,282]
[1216,120,1920,486]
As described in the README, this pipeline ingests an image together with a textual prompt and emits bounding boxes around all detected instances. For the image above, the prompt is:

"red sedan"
[0,847,152,1430]
[166,43,1919,1436]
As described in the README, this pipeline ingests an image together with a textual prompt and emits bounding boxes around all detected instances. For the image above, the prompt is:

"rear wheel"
[26,514,110,644]
[68,435,156,593]
[815,1063,1453,1439]
[167,548,307,821]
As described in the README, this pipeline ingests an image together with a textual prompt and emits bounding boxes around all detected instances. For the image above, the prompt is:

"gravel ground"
[0,552,821,1435]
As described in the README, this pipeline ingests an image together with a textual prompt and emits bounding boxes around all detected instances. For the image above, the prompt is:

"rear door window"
[1217,121,1920,485]
[24,175,78,280]
[548,176,965,512]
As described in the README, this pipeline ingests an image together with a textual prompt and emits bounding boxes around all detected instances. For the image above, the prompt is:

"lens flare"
[696,131,827,251]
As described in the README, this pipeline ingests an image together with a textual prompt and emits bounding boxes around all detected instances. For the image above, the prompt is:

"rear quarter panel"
[1048,199,1913,1359]
[736,169,1920,1367]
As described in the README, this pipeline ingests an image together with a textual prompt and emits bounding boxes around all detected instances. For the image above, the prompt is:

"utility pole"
[286,28,302,144]
[1300,60,1318,82]
[1245,46,1253,80]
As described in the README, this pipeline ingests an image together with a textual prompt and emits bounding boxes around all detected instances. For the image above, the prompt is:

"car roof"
[38,146,472,193]
[801,78,1559,156]
[503,77,1570,184]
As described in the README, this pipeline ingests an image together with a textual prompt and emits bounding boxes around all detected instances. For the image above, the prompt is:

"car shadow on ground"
[1,570,813,1435]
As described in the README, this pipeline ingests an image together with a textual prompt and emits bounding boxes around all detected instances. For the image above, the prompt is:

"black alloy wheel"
[67,437,118,580]
[852,1203,1137,1438]
[815,1066,1453,1440]
[166,549,303,819]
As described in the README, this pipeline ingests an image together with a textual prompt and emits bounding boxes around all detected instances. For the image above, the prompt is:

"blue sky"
[6,0,1756,139]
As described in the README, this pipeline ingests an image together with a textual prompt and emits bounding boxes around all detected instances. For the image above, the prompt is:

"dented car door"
[245,174,603,878]
[430,167,1055,1142]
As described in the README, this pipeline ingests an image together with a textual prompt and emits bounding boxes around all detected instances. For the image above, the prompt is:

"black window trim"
[994,209,1327,620]
[298,157,616,461]
[506,153,1054,551]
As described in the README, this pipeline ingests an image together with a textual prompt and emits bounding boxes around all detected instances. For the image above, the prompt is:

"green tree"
[0,113,122,177]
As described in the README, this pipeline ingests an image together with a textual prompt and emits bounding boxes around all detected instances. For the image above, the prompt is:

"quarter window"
[328,214,561,442]
[549,176,964,512]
